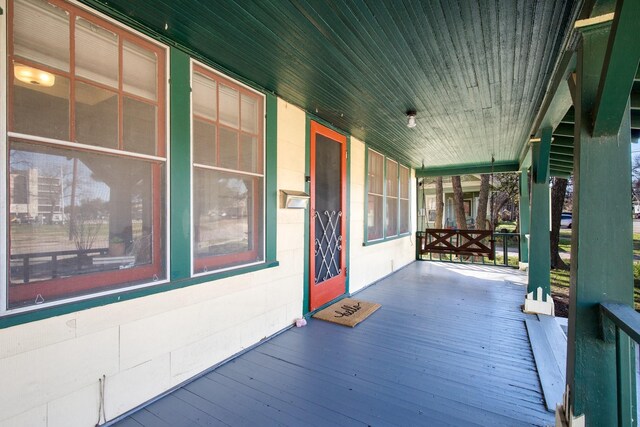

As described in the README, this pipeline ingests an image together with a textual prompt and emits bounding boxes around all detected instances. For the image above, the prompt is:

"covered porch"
[2,0,639,425]
[112,262,553,427]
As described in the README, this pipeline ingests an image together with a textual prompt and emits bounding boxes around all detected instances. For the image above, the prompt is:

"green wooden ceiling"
[82,0,578,171]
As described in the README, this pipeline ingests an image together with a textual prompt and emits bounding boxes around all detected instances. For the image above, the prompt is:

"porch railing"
[600,302,639,426]
[10,248,109,283]
[416,230,520,267]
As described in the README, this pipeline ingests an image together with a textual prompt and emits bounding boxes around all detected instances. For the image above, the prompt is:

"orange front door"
[309,121,347,311]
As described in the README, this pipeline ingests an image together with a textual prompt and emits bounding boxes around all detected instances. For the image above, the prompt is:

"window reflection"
[193,169,263,271]
[8,141,164,307]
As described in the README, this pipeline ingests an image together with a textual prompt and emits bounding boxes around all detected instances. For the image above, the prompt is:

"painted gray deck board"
[112,262,554,427]
[525,315,567,413]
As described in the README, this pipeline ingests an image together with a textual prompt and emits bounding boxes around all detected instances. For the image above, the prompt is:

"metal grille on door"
[314,209,342,284]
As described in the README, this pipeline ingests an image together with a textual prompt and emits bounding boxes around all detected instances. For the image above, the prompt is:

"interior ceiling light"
[14,64,55,87]
[406,110,417,128]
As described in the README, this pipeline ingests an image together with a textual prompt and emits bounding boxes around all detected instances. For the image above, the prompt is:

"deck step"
[525,316,567,412]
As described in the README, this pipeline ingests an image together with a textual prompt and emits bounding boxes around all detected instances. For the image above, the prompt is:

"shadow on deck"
[112,262,553,427]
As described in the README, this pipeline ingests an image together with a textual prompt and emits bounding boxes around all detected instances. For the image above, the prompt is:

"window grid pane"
[192,64,265,273]
[7,0,166,310]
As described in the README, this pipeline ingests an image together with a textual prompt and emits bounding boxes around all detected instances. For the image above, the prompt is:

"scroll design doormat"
[312,298,381,327]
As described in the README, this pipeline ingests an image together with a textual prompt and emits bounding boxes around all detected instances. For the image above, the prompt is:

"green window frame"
[0,0,278,326]
[364,147,410,245]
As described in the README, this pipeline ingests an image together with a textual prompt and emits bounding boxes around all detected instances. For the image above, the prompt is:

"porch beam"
[592,0,640,136]
[532,50,576,137]
[524,127,553,315]
[415,161,519,178]
[564,21,635,425]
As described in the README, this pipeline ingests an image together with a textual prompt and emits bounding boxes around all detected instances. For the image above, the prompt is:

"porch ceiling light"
[14,64,55,87]
[406,110,417,128]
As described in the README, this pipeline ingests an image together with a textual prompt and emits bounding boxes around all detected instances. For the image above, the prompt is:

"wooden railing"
[416,229,495,260]
[415,230,521,267]
[600,302,639,426]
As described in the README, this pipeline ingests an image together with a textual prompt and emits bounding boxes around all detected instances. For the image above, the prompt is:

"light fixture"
[14,64,56,87]
[280,190,310,209]
[406,110,417,128]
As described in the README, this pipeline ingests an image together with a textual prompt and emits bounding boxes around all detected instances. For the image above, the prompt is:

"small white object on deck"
[295,318,307,328]
[524,286,555,316]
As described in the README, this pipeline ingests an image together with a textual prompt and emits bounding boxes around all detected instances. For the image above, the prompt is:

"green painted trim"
[364,146,409,243]
[532,128,552,184]
[415,161,520,177]
[363,146,371,244]
[169,47,192,280]
[528,128,551,299]
[518,170,530,263]
[0,261,279,329]
[592,0,640,136]
[382,153,388,238]
[302,115,311,315]
[345,137,351,294]
[363,233,412,247]
[568,24,636,423]
[550,171,572,179]
[265,93,278,262]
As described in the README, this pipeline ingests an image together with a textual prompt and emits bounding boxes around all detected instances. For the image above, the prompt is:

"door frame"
[305,118,349,313]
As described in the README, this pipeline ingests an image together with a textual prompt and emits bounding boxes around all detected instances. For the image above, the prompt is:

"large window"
[191,64,264,274]
[366,148,410,242]
[6,0,166,309]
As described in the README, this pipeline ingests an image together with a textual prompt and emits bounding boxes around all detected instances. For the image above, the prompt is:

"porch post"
[524,128,553,315]
[562,18,636,426]
[518,168,530,268]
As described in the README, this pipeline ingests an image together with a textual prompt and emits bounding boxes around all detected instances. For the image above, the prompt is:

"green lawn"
[551,231,640,311]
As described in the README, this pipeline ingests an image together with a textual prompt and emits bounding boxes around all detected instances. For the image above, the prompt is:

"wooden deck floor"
[113,262,553,427]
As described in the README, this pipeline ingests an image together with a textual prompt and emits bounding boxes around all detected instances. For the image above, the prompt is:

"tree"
[435,177,444,228]
[550,177,569,270]
[451,175,467,229]
[491,172,519,227]
[475,174,490,230]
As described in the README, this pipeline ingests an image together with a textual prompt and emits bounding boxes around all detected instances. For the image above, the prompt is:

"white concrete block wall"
[0,100,415,426]
[0,99,307,426]
[348,138,416,294]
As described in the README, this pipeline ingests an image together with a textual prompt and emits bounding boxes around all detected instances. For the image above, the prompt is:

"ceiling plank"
[553,136,575,147]
[632,92,640,110]
[551,171,572,178]
[551,146,575,156]
[551,156,574,164]
[554,123,575,137]
[592,0,640,136]
[632,111,640,129]
[561,107,576,124]
[550,162,574,171]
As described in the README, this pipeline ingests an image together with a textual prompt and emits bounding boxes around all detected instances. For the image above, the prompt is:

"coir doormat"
[312,298,381,327]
